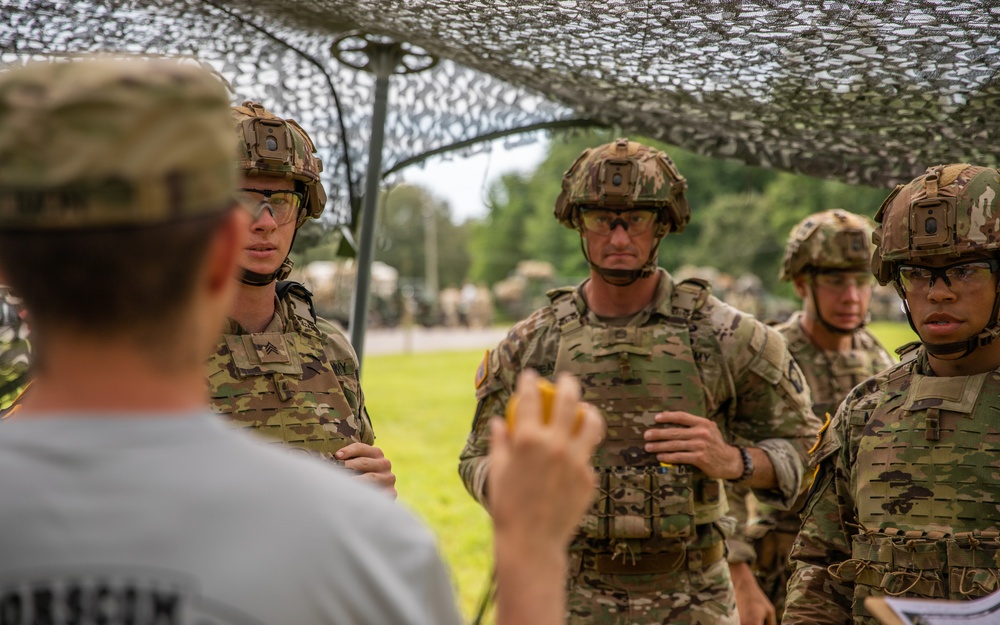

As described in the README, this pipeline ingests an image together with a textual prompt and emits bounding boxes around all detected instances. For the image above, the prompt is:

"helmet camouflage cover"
[872,164,1000,285]
[0,56,237,230]
[780,209,875,281]
[554,138,689,235]
[232,101,326,226]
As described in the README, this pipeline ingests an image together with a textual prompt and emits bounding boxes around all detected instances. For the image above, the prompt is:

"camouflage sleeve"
[783,396,859,625]
[724,482,756,564]
[317,316,375,445]
[718,307,821,509]
[457,310,559,508]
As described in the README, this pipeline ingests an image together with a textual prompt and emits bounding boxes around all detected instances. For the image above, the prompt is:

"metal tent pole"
[332,33,436,370]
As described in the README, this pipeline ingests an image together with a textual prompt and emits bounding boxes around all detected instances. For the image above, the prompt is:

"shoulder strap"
[895,340,921,363]
[885,358,916,393]
[548,287,584,336]
[668,278,711,324]
[276,280,317,324]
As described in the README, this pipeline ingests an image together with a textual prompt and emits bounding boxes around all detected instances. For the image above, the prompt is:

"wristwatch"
[729,445,754,485]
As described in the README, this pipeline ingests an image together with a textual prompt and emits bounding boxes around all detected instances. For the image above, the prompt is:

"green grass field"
[360,321,917,622]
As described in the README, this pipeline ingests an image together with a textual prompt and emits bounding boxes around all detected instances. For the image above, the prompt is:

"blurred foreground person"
[206,101,395,496]
[784,165,1000,624]
[0,55,602,625]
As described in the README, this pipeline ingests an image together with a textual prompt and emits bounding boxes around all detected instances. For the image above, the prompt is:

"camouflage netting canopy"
[3,0,1000,228]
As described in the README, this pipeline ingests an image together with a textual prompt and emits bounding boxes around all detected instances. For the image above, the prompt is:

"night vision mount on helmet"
[873,164,1000,357]
[554,138,689,287]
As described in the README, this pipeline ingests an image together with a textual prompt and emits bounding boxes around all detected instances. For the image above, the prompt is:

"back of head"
[780,209,875,281]
[0,56,238,338]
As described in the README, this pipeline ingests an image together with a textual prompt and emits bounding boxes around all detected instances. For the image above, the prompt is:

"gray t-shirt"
[0,412,462,625]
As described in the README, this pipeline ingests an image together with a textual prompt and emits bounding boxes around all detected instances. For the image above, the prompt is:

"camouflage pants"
[752,530,797,623]
[567,557,738,625]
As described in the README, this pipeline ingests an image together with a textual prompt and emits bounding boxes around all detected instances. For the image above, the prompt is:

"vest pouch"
[850,534,947,600]
[608,466,653,540]
[579,469,610,539]
[947,538,1000,599]
[651,464,695,540]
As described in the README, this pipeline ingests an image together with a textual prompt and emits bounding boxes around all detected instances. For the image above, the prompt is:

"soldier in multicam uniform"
[727,210,894,623]
[205,102,395,495]
[0,286,30,412]
[783,164,1000,624]
[459,138,821,624]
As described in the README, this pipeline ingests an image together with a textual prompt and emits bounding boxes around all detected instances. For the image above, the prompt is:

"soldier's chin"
[598,259,641,271]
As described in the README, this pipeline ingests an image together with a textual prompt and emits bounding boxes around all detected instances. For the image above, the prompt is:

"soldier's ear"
[792,275,810,299]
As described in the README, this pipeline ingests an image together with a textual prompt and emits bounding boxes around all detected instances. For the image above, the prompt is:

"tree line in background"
[291,128,892,317]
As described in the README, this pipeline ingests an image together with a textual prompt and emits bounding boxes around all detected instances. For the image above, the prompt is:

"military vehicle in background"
[290,259,403,329]
[492,260,570,323]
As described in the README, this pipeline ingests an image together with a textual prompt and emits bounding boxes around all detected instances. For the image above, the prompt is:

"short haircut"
[0,211,228,349]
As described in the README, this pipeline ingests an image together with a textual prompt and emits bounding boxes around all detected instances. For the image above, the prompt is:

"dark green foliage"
[471,129,891,294]
[291,129,893,299]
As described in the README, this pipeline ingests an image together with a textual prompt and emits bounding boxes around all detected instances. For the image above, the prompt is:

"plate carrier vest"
[837,361,1000,621]
[207,282,365,461]
[549,279,727,545]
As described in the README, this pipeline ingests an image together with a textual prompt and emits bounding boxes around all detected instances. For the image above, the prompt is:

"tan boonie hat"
[0,55,237,229]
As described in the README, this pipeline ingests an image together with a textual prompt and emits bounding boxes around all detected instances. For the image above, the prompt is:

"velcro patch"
[252,332,291,363]
[474,350,490,390]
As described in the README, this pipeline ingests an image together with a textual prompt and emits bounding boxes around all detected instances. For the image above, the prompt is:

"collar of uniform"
[913,348,936,377]
[650,268,678,320]
[573,268,672,327]
[224,297,286,335]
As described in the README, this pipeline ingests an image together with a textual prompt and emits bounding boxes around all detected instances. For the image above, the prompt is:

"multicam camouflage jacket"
[459,269,820,549]
[206,283,374,461]
[784,348,1000,625]
[727,311,894,560]
[775,312,894,421]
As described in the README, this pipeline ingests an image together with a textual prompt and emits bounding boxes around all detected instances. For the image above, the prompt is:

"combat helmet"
[232,101,327,285]
[779,209,876,334]
[554,138,689,286]
[780,209,875,281]
[873,164,1000,357]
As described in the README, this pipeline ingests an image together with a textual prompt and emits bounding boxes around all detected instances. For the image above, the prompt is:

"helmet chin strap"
[899,281,1000,359]
[579,236,660,288]
[809,288,861,336]
[239,258,293,286]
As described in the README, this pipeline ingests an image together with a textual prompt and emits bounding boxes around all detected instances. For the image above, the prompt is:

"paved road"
[361,325,512,356]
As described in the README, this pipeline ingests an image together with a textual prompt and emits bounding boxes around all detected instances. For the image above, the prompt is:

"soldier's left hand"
[336,442,397,499]
[643,411,744,480]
